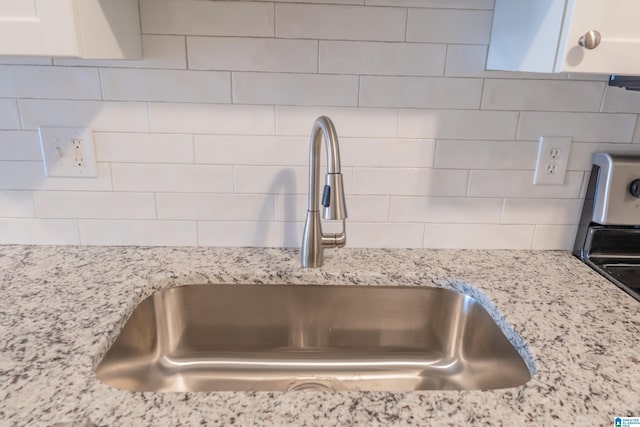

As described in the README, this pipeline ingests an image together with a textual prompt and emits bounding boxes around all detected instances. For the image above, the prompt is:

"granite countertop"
[1,246,639,426]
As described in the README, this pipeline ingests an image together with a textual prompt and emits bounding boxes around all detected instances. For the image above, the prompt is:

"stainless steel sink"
[96,284,531,392]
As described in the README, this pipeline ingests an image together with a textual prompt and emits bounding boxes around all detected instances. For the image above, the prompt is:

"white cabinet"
[0,0,141,59]
[487,0,640,74]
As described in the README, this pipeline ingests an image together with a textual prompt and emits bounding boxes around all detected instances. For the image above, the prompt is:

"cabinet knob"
[630,179,640,198]
[579,30,601,49]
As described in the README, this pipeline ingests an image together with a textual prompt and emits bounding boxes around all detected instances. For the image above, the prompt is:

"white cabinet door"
[557,0,640,74]
[0,0,80,56]
[0,0,141,59]
[488,0,640,74]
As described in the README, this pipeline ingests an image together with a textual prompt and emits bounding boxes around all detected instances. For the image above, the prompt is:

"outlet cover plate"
[534,136,571,185]
[39,127,97,178]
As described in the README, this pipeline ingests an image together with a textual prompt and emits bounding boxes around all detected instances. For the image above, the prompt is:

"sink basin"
[96,284,531,392]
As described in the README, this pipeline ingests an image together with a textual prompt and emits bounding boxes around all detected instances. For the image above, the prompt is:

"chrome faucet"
[301,116,348,268]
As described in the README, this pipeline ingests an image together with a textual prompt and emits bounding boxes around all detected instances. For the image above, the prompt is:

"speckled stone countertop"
[1,246,639,426]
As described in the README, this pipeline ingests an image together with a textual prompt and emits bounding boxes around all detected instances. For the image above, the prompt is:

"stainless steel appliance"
[574,153,640,301]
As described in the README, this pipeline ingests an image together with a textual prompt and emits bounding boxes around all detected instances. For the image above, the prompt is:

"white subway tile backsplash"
[0,162,112,191]
[235,166,308,194]
[198,221,302,247]
[188,37,317,73]
[353,168,468,196]
[0,56,52,66]
[149,103,275,134]
[157,193,273,221]
[482,79,605,112]
[423,224,534,249]
[0,191,34,218]
[601,86,640,113]
[79,220,197,246]
[444,45,488,78]
[359,77,483,109]
[319,41,445,76]
[566,73,609,82]
[0,131,42,161]
[101,68,231,103]
[112,163,233,193]
[274,194,389,222]
[19,100,149,132]
[276,4,406,41]
[276,106,398,137]
[568,142,640,171]
[340,138,435,168]
[347,223,424,248]
[195,135,306,166]
[55,35,187,69]
[0,99,21,130]
[257,0,364,6]
[406,9,492,43]
[389,197,503,223]
[0,0,635,251]
[468,170,584,198]
[398,110,519,140]
[501,198,582,225]
[141,0,274,37]
[435,140,537,170]
[341,196,390,222]
[532,225,579,250]
[33,192,156,219]
[0,66,101,100]
[233,73,358,106]
[366,0,494,7]
[0,219,79,245]
[94,133,194,164]
[517,112,637,143]
[273,195,305,222]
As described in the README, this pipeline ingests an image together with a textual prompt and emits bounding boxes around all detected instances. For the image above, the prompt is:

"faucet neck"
[308,116,341,212]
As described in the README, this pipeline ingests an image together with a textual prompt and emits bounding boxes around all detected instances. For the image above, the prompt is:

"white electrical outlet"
[533,136,571,185]
[39,127,97,177]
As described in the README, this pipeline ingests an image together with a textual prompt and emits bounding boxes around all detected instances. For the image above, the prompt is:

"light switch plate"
[39,127,97,178]
[533,136,572,185]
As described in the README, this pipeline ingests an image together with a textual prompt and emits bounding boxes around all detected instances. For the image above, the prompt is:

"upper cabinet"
[487,0,640,74]
[0,0,141,59]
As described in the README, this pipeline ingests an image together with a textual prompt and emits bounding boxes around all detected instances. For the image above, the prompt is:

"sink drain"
[287,380,336,392]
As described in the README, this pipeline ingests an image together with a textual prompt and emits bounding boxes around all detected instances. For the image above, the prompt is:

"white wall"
[1,0,640,249]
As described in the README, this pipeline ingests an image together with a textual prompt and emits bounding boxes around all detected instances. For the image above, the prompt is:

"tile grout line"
[75,219,82,245]
[230,72,234,104]
[273,3,277,38]
[15,99,24,130]
[316,39,320,74]
[403,8,409,43]
[153,192,159,220]
[98,68,105,101]
[513,111,522,141]
[598,80,607,113]
[530,224,537,250]
[189,133,196,163]
[29,190,37,219]
[385,195,391,223]
[184,36,189,70]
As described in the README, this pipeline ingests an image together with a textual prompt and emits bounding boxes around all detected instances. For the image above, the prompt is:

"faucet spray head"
[322,172,348,220]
